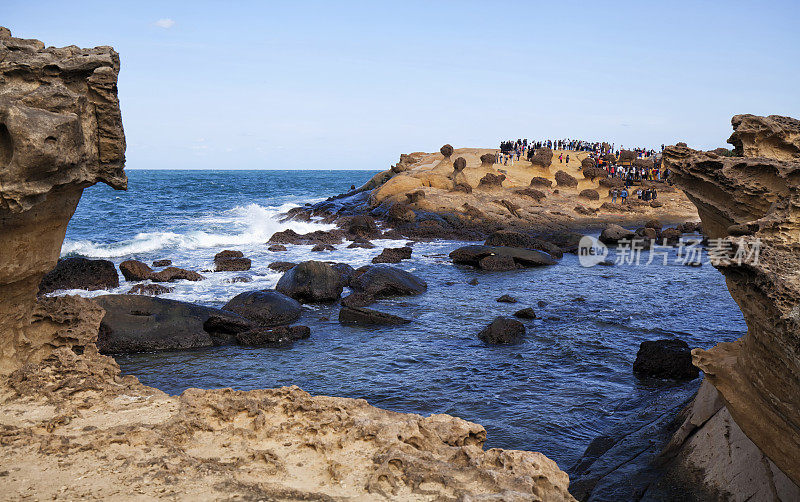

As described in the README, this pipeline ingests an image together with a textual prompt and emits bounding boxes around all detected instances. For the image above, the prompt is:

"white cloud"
[154,18,175,29]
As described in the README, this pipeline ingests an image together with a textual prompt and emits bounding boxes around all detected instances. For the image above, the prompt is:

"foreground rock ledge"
[0,28,574,501]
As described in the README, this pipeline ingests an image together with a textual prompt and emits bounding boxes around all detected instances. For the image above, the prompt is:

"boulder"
[152,259,172,267]
[513,308,537,319]
[119,259,153,281]
[453,182,473,193]
[477,173,505,189]
[480,153,496,166]
[386,202,416,223]
[478,317,525,344]
[530,176,553,188]
[581,157,596,170]
[127,283,172,296]
[338,306,411,326]
[619,149,637,163]
[346,214,379,238]
[478,254,517,271]
[347,238,375,249]
[372,246,413,264]
[94,295,245,353]
[311,243,335,252]
[496,294,517,303]
[484,230,563,259]
[349,265,427,297]
[579,189,600,200]
[530,148,553,168]
[268,244,287,252]
[599,224,635,245]
[582,167,608,181]
[661,227,682,244]
[268,228,344,245]
[645,219,663,231]
[633,339,698,380]
[453,157,467,172]
[214,250,251,272]
[236,325,310,346]
[150,267,204,282]
[635,227,658,240]
[440,144,454,158]
[450,245,556,269]
[275,260,343,302]
[39,257,119,294]
[222,290,303,326]
[268,261,296,273]
[340,292,376,308]
[214,250,243,260]
[554,170,578,187]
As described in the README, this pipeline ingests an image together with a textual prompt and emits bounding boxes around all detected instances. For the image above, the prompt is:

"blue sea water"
[62,169,747,470]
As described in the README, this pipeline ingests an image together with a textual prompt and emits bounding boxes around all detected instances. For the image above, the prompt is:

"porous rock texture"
[663,114,800,488]
[0,29,575,501]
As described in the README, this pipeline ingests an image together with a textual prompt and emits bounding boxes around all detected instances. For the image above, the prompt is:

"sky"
[4,0,800,170]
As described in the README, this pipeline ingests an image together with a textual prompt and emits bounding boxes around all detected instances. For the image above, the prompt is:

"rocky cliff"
[663,115,800,488]
[0,28,574,501]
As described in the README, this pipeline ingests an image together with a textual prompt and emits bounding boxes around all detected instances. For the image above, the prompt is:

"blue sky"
[5,1,799,170]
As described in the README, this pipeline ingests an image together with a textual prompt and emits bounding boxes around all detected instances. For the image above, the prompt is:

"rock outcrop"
[663,114,800,486]
[0,28,575,501]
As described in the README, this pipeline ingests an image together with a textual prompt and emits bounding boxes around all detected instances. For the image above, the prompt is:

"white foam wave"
[61,203,334,258]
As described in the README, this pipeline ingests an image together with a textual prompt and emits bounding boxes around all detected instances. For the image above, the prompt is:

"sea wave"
[61,203,334,258]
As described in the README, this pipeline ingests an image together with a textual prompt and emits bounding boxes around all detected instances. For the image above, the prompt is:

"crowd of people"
[495,137,667,182]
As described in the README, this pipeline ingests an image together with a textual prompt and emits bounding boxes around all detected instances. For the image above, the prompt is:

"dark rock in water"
[349,265,427,297]
[345,214,379,238]
[478,317,525,344]
[39,257,119,294]
[269,228,345,245]
[225,276,252,283]
[539,231,584,254]
[450,245,556,269]
[685,261,703,267]
[328,262,355,287]
[633,339,698,380]
[478,254,517,271]
[222,290,303,326]
[497,294,517,303]
[513,308,537,319]
[372,246,413,264]
[340,292,375,308]
[468,278,479,286]
[484,230,563,259]
[311,243,335,252]
[635,227,658,240]
[214,250,251,271]
[338,306,410,325]
[119,259,153,282]
[203,314,253,335]
[94,295,245,353]
[538,300,548,307]
[127,283,172,296]
[276,260,343,302]
[268,244,287,252]
[150,266,204,282]
[268,261,296,273]
[599,224,635,245]
[573,296,586,302]
[347,238,375,249]
[152,259,172,267]
[598,260,615,267]
[661,227,682,244]
[236,325,310,346]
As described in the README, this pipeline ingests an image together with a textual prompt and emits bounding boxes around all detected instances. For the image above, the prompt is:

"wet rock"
[236,325,310,346]
[338,306,411,326]
[268,261,297,273]
[479,153,496,166]
[513,308,537,319]
[635,227,658,240]
[269,228,345,245]
[119,259,154,282]
[340,292,376,308]
[214,250,251,271]
[633,339,698,380]
[329,262,355,287]
[406,190,426,204]
[496,294,517,303]
[150,267,204,282]
[311,243,335,252]
[645,219,663,231]
[538,300,548,307]
[222,290,303,326]
[554,170,578,187]
[478,317,525,344]
[268,244,287,252]
[599,224,635,245]
[152,259,172,267]
[372,246,412,264]
[478,254,517,271]
[349,265,427,297]
[39,257,119,294]
[347,238,376,249]
[94,295,244,353]
[345,214,379,238]
[225,276,252,283]
[661,227,682,244]
[468,278,479,286]
[450,245,556,269]
[127,283,172,296]
[276,261,343,302]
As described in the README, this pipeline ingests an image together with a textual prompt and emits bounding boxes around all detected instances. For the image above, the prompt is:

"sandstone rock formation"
[0,28,575,501]
[664,114,800,486]
[530,147,553,168]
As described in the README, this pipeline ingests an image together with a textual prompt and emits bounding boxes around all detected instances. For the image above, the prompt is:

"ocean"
[61,169,747,470]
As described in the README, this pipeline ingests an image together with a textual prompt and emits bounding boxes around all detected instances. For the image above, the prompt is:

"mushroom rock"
[477,172,506,189]
[579,189,600,201]
[663,114,800,486]
[554,170,578,188]
[603,152,617,164]
[440,143,454,159]
[0,28,126,373]
[530,176,553,188]
[453,156,467,173]
[530,147,553,169]
[632,157,654,170]
[581,157,596,170]
[480,152,496,167]
[618,149,637,163]
[582,167,608,181]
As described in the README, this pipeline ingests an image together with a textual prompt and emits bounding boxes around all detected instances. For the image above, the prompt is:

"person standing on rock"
[620,188,629,204]
[611,189,618,203]
[566,154,570,165]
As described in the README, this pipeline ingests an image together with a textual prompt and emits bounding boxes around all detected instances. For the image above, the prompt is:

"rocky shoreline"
[1,27,798,501]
